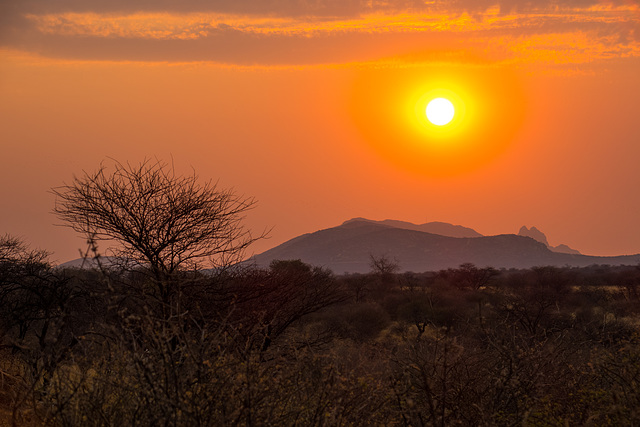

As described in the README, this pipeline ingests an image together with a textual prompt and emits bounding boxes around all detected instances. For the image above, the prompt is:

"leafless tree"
[229,259,347,353]
[51,159,262,303]
[0,235,86,424]
[448,263,498,290]
[369,253,400,276]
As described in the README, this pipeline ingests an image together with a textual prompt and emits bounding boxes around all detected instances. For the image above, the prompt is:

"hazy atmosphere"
[1,0,639,262]
[3,2,640,425]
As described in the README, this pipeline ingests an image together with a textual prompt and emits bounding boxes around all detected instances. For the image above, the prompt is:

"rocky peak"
[518,226,550,246]
[518,225,580,255]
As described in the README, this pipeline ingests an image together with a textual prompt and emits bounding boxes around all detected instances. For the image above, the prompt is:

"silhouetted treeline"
[2,239,640,425]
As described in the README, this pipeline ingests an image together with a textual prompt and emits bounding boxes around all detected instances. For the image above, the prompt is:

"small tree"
[52,159,260,303]
[369,253,400,294]
[230,259,346,353]
[369,253,400,276]
[446,263,498,291]
[0,235,86,423]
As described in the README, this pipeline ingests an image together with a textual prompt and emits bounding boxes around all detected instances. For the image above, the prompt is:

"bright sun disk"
[426,97,455,126]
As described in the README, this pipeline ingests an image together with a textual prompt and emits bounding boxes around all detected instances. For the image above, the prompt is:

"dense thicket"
[2,241,640,425]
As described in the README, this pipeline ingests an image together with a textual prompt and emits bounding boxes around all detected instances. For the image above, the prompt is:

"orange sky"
[1,0,639,263]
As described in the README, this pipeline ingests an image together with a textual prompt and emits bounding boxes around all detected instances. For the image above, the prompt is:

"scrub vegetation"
[1,161,640,426]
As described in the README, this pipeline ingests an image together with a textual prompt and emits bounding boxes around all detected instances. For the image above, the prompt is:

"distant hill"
[251,219,640,274]
[343,218,483,238]
[518,225,581,254]
[57,256,120,269]
[518,226,549,246]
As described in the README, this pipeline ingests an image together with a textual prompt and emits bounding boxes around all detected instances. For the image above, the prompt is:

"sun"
[348,65,527,176]
[415,89,465,134]
[426,97,455,126]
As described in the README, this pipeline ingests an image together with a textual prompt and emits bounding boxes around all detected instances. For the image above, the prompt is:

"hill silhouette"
[251,219,640,274]
[343,217,483,238]
[518,225,581,254]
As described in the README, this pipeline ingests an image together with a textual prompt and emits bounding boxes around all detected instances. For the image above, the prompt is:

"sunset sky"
[1,0,639,264]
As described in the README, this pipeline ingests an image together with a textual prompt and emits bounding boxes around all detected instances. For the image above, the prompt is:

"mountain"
[251,219,640,274]
[518,226,549,246]
[553,244,581,255]
[343,218,483,238]
[57,256,120,269]
[518,225,581,255]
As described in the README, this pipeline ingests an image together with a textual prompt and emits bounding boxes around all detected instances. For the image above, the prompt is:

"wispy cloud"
[24,5,640,38]
[1,0,638,66]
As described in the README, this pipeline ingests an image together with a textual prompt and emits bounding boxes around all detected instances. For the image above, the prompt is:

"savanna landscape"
[2,0,640,425]
[1,160,640,426]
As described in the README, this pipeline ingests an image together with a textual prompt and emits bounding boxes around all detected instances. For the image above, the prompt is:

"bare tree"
[228,259,347,353]
[51,159,261,303]
[0,235,86,424]
[369,253,400,276]
[441,263,498,291]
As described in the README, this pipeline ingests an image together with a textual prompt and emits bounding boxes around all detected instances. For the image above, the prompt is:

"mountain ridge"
[342,218,483,238]
[251,219,640,274]
[518,225,581,254]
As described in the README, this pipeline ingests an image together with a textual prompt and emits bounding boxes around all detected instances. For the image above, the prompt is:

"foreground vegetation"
[2,160,639,425]
[2,245,640,426]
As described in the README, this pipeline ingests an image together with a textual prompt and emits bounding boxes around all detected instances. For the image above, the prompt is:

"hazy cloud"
[3,0,633,16]
[1,0,638,65]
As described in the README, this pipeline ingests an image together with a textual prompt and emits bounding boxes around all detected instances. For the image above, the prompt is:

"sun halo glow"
[348,65,527,177]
